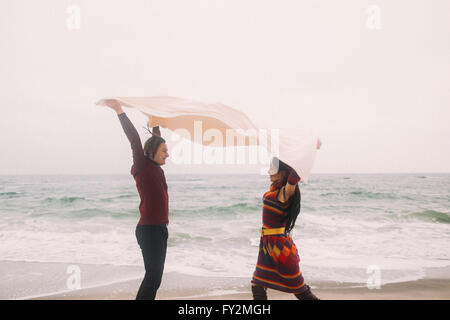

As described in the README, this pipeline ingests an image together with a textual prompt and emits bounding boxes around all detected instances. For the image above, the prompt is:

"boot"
[294,285,320,300]
[252,285,268,300]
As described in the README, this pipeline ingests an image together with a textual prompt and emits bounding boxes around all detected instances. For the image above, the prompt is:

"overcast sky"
[0,0,449,175]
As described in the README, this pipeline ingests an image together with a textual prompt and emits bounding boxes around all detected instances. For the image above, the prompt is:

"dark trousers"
[135,224,168,300]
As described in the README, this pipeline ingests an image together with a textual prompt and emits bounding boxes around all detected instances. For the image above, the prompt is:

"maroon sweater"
[118,112,169,225]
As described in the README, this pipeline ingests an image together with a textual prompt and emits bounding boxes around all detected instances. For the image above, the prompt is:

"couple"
[104,99,319,300]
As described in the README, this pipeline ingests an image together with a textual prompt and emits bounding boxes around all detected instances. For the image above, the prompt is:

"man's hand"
[104,99,124,114]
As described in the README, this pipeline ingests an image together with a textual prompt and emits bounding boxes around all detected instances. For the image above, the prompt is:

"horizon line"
[0,172,449,176]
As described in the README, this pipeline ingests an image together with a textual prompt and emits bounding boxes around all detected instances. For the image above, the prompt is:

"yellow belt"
[261,227,285,236]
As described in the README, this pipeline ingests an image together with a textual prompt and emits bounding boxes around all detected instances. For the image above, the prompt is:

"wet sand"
[32,273,450,300]
[2,260,449,300]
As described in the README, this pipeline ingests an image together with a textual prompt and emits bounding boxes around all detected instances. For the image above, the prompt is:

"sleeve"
[287,169,301,185]
[117,112,146,169]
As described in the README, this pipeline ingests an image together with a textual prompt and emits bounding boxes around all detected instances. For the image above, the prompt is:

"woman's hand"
[104,99,124,114]
[316,138,322,150]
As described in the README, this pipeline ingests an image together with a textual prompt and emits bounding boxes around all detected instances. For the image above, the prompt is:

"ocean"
[1,173,449,298]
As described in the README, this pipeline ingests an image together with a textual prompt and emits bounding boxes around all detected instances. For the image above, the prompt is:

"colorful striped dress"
[251,182,308,294]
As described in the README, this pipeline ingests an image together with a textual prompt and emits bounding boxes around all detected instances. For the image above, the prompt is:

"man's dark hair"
[143,126,165,159]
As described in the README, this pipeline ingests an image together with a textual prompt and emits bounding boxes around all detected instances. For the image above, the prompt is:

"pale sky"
[0,0,449,174]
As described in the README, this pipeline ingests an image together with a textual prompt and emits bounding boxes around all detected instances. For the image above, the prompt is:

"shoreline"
[31,274,450,300]
[2,260,450,300]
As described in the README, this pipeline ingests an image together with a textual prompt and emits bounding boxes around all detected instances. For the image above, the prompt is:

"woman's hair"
[143,126,165,159]
[277,159,301,234]
[282,184,301,234]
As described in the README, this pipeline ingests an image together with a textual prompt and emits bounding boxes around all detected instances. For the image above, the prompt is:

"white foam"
[2,173,450,286]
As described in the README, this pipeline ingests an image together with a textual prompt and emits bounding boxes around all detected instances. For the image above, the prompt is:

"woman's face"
[270,170,286,184]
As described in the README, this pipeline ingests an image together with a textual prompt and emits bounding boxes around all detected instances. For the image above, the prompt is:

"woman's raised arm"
[278,169,301,203]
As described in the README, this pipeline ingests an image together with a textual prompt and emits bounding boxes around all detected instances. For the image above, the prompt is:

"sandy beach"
[31,276,450,300]
[3,260,450,300]
[28,270,450,300]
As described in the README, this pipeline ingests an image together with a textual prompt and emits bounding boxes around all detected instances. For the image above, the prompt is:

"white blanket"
[96,96,319,183]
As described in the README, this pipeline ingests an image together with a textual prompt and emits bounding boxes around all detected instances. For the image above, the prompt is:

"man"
[104,99,169,300]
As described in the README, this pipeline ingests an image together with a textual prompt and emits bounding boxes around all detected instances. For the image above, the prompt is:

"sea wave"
[319,190,414,200]
[348,191,415,200]
[349,191,398,199]
[27,207,139,220]
[44,196,86,203]
[320,192,339,197]
[410,210,450,224]
[1,173,448,285]
[168,232,212,245]
[172,202,260,217]
[100,194,137,201]
[0,191,22,198]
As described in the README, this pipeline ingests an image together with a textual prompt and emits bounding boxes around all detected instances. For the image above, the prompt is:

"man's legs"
[135,225,168,300]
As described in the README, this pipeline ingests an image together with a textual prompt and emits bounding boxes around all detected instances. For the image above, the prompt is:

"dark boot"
[252,285,268,300]
[294,285,320,300]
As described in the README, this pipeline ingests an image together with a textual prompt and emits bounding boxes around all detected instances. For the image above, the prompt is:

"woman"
[251,157,319,300]
[104,99,170,300]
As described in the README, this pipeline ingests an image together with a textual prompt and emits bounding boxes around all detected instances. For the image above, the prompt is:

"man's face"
[152,143,169,165]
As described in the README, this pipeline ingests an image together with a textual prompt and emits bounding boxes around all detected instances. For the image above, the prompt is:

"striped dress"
[251,182,308,294]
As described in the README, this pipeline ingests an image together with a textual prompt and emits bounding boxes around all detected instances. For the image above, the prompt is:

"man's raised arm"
[104,99,145,167]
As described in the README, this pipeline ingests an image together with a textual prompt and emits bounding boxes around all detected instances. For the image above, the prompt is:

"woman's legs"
[135,224,168,300]
[251,285,268,300]
[294,285,320,300]
[252,284,319,300]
